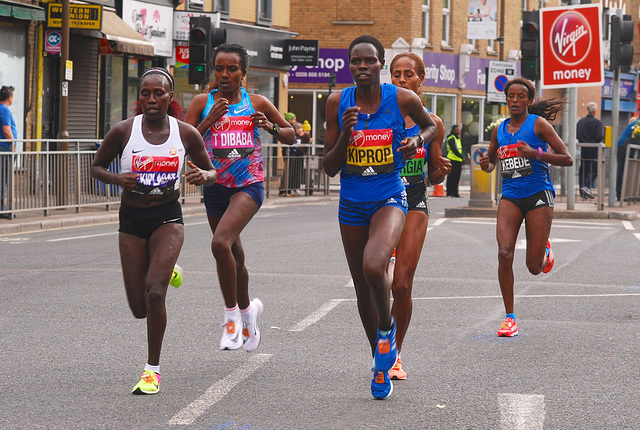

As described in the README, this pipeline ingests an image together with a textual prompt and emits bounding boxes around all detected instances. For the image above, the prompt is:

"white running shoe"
[220,310,243,350]
[242,298,264,352]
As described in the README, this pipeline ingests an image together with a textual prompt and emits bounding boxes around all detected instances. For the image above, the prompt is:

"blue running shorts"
[339,191,408,226]
[203,182,264,217]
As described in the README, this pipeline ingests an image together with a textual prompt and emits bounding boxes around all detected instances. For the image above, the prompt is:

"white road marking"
[288,299,345,332]
[498,393,545,430]
[46,232,116,242]
[431,218,446,226]
[168,353,273,426]
[634,233,640,242]
[622,220,634,230]
[344,279,354,288]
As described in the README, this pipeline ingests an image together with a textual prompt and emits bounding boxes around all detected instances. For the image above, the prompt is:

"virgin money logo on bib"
[214,116,232,132]
[350,131,366,147]
[133,156,179,172]
[550,11,591,66]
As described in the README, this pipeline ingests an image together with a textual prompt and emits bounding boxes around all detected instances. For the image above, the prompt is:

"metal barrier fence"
[0,140,330,218]
[620,143,640,204]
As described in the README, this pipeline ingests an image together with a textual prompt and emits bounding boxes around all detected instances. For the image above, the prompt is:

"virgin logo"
[349,131,365,147]
[214,116,231,132]
[550,11,591,65]
[134,156,155,172]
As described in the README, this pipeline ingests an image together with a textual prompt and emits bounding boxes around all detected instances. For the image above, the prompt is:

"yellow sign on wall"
[47,3,102,30]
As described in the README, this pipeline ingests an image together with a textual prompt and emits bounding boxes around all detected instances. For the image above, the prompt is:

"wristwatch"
[268,123,280,136]
[417,135,425,148]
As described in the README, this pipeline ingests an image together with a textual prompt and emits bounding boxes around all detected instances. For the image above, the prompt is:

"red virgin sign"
[540,4,603,88]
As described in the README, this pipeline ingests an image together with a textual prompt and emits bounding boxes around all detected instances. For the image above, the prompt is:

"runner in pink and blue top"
[186,43,295,354]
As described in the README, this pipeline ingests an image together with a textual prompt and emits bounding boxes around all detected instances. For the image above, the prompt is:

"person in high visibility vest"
[445,124,463,197]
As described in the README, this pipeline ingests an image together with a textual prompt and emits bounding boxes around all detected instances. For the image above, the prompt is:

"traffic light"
[188,16,211,85]
[520,10,540,81]
[610,15,634,70]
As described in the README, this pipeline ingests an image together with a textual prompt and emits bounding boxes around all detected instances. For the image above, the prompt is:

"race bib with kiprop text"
[131,153,180,195]
[498,142,533,179]
[209,115,256,159]
[346,129,394,176]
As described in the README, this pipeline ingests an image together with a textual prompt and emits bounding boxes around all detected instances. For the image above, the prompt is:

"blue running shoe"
[371,369,393,400]
[374,318,398,372]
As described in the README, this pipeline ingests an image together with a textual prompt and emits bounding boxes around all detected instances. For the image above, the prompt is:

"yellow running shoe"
[389,355,407,380]
[132,370,160,395]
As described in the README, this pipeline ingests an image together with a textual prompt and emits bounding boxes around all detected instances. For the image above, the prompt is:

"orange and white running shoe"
[497,317,518,337]
[389,355,407,380]
[542,240,554,273]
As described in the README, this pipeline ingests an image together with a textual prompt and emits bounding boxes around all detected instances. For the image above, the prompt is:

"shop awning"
[101,10,155,57]
[0,0,45,21]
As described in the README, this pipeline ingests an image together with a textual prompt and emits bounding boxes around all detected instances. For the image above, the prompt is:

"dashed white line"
[288,299,344,332]
[46,232,116,242]
[499,393,545,430]
[622,220,634,230]
[634,233,640,242]
[168,353,273,426]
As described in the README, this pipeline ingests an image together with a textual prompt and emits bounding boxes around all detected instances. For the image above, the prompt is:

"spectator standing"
[280,112,299,195]
[576,102,603,199]
[0,85,16,213]
[445,124,463,197]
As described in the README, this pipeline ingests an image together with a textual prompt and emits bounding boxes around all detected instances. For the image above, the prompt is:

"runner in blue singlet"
[387,52,451,381]
[323,35,437,400]
[479,78,573,338]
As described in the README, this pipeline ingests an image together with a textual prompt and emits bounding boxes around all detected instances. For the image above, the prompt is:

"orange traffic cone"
[433,184,445,197]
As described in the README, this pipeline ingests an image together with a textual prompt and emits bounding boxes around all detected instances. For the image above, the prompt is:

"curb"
[0,195,339,235]
[444,206,638,220]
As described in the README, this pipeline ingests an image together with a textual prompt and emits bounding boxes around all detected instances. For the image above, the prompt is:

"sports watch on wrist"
[268,123,280,136]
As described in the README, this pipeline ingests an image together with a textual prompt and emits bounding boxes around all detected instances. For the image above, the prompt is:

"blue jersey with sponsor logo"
[497,114,554,199]
[338,83,406,202]
[401,108,430,187]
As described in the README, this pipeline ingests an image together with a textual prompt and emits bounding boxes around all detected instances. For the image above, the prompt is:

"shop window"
[461,97,482,158]
[257,0,272,26]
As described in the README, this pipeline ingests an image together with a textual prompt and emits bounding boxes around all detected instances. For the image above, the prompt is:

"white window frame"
[442,0,450,48]
[422,0,430,43]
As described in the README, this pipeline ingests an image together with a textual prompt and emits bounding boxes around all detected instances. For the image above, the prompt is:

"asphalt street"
[1,198,640,429]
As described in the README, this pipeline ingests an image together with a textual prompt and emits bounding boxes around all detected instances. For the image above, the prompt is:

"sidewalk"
[0,191,637,235]
[0,194,339,235]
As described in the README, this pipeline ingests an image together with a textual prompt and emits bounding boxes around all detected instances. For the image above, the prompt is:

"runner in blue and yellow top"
[186,44,295,354]
[479,78,572,338]
[323,35,437,400]
[387,52,451,381]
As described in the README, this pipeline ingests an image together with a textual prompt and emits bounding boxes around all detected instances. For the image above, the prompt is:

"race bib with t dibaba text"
[208,115,256,159]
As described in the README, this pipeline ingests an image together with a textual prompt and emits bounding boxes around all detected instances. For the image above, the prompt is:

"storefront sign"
[284,40,319,66]
[122,0,173,57]
[288,48,349,84]
[220,22,293,71]
[172,11,219,41]
[44,30,62,55]
[47,3,102,30]
[602,77,635,100]
[540,4,604,88]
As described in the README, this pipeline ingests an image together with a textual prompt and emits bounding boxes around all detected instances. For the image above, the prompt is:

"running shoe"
[371,369,393,400]
[220,312,243,350]
[497,317,518,337]
[374,318,398,372]
[389,355,407,380]
[542,240,554,274]
[132,370,160,395]
[242,298,264,352]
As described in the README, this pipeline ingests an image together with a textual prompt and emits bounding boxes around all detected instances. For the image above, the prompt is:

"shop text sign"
[540,4,603,88]
[47,3,102,30]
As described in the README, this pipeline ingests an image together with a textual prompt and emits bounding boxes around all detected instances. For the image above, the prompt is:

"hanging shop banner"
[466,0,498,40]
[122,0,173,57]
[540,4,604,88]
